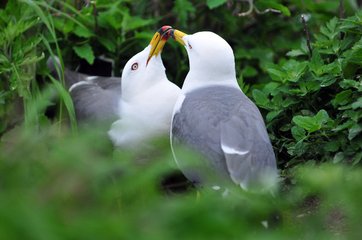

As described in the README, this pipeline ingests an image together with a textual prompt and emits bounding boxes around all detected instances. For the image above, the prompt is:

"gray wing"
[70,82,121,123]
[47,56,122,123]
[172,86,277,188]
[220,93,277,189]
[171,87,239,185]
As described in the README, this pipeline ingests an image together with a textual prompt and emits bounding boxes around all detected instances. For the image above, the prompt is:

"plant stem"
[301,14,312,57]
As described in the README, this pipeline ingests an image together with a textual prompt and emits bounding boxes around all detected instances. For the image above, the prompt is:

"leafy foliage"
[252,14,362,170]
[1,0,362,237]
[0,129,362,239]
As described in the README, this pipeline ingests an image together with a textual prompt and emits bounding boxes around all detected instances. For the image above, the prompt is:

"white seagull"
[170,29,278,190]
[49,26,181,149]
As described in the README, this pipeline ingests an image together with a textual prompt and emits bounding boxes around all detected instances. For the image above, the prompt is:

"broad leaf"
[73,44,95,65]
[291,126,306,141]
[331,90,352,107]
[206,0,227,9]
[348,124,362,140]
[292,110,329,133]
[351,97,362,109]
[333,152,345,164]
[252,89,270,109]
[292,115,320,133]
[73,25,93,38]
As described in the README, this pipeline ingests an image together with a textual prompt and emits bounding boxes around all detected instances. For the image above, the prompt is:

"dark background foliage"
[1,0,362,238]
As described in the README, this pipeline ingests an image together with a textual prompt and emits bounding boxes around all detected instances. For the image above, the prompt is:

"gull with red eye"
[108,26,181,148]
[131,63,138,70]
[48,26,180,149]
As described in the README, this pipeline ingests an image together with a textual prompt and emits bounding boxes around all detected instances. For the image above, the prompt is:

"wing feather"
[220,99,277,189]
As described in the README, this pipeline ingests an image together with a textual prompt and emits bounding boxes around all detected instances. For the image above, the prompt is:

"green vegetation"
[1,0,362,238]
[253,14,362,172]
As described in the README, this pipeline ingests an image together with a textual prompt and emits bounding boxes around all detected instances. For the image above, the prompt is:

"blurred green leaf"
[291,126,306,141]
[292,110,329,133]
[173,0,195,26]
[309,50,324,76]
[206,0,227,9]
[331,90,353,107]
[73,25,94,38]
[351,97,362,109]
[283,60,308,82]
[252,89,270,109]
[73,44,95,65]
[348,124,362,140]
[333,152,345,164]
[241,65,258,78]
[286,49,306,57]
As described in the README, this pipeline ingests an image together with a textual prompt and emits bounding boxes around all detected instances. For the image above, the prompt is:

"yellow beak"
[147,26,173,65]
[171,29,187,46]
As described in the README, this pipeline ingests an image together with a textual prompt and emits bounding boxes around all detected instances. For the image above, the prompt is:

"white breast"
[108,81,180,148]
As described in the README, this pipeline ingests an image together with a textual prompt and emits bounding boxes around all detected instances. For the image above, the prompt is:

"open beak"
[146,26,173,65]
[170,29,187,46]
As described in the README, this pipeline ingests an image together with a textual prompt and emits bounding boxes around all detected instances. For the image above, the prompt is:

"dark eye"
[131,63,138,70]
[188,43,192,49]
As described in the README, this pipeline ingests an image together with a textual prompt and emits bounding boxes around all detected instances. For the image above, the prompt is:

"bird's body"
[68,74,122,123]
[47,58,122,123]
[49,27,181,148]
[108,41,181,148]
[170,31,277,189]
[172,86,276,188]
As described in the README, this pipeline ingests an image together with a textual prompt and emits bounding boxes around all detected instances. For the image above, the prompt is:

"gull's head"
[121,26,172,97]
[171,30,236,79]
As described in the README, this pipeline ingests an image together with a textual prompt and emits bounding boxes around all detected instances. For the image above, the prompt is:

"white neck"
[181,69,239,93]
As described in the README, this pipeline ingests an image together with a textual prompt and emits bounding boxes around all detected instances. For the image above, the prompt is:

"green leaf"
[292,110,329,133]
[324,141,340,152]
[348,124,362,140]
[266,110,282,122]
[339,79,358,89]
[320,61,340,76]
[331,90,352,107]
[98,3,124,29]
[98,36,116,52]
[333,120,354,132]
[123,16,154,32]
[73,25,93,38]
[292,115,319,133]
[241,65,258,78]
[291,126,306,141]
[287,140,306,157]
[286,49,306,57]
[283,60,308,82]
[320,17,339,40]
[252,89,270,109]
[352,152,362,165]
[314,110,330,126]
[266,66,286,82]
[344,38,362,65]
[73,44,95,65]
[173,0,196,26]
[309,50,324,76]
[333,152,344,164]
[206,0,227,9]
[318,75,336,87]
[53,18,74,34]
[282,98,298,108]
[351,97,362,109]
[48,75,77,131]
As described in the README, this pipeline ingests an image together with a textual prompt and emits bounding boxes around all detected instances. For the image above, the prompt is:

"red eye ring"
[131,63,138,70]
